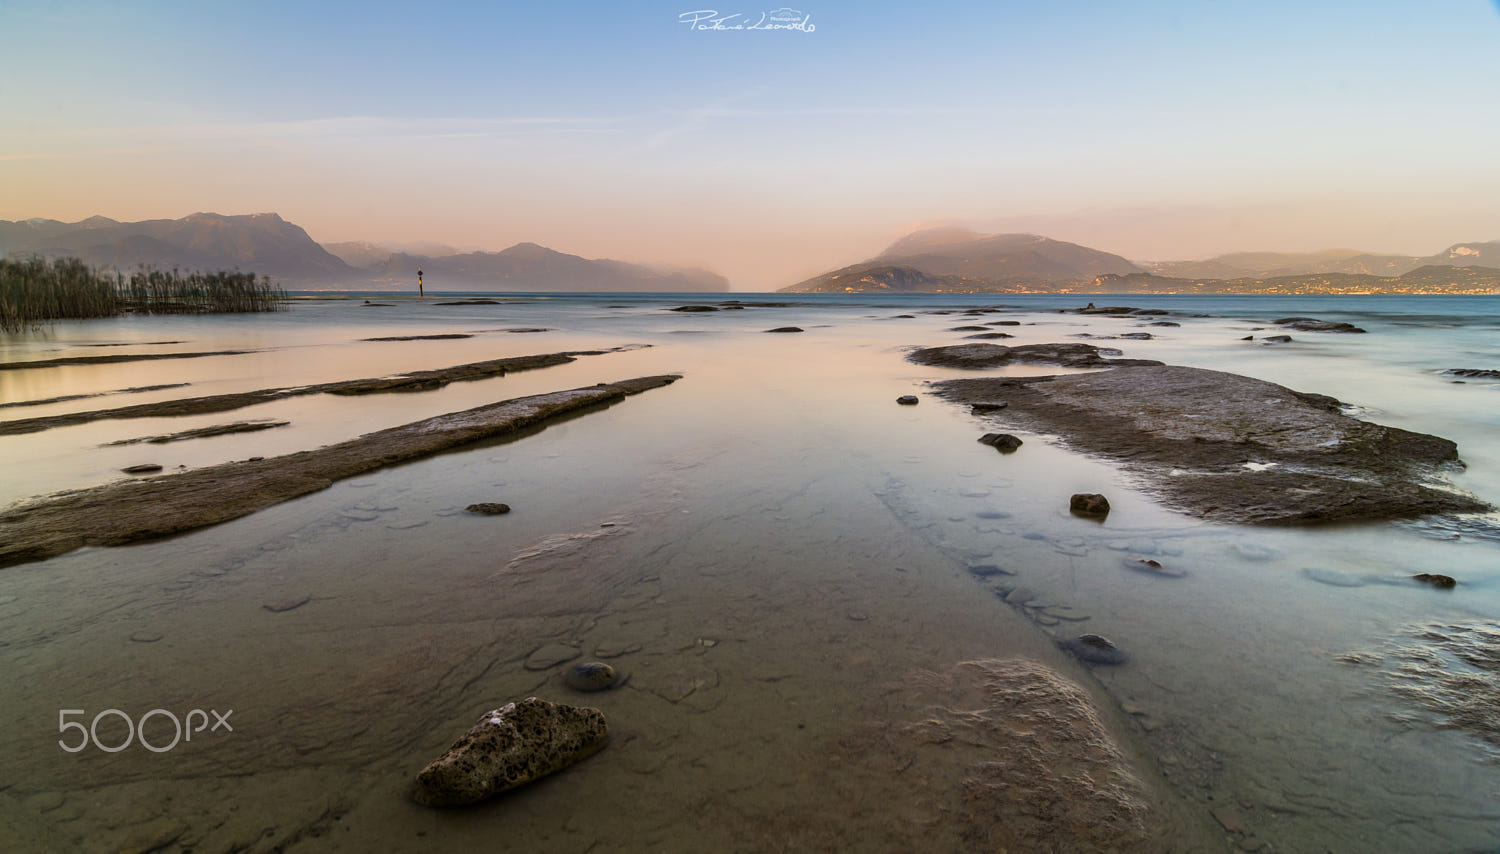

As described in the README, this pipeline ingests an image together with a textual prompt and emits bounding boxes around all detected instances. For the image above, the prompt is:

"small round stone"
[465,503,511,515]
[1069,493,1110,517]
[565,661,618,692]
[896,395,920,406]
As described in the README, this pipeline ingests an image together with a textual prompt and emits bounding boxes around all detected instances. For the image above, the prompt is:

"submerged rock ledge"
[0,349,625,436]
[0,375,680,568]
[935,365,1489,524]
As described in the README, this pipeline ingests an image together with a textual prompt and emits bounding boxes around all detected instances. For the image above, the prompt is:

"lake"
[2,293,1498,852]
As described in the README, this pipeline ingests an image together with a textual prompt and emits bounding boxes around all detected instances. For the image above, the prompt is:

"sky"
[3,0,1500,290]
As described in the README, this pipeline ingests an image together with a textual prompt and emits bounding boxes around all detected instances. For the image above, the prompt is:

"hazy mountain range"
[782,227,1500,294]
[0,213,729,292]
[4,214,1498,293]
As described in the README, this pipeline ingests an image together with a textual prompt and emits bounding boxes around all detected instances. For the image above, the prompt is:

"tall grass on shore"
[1,257,285,332]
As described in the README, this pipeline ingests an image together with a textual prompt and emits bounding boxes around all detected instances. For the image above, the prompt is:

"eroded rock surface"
[413,698,609,807]
[848,659,1165,851]
[936,365,1489,524]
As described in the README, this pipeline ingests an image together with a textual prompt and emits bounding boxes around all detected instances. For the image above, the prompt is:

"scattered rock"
[979,433,1023,452]
[466,503,511,515]
[987,320,1021,326]
[1443,369,1500,380]
[949,326,991,332]
[1058,634,1128,665]
[669,305,719,312]
[1072,304,1139,315]
[896,395,920,406]
[962,332,1015,340]
[129,632,164,643]
[765,327,804,333]
[263,596,311,613]
[1146,321,1181,327]
[121,464,163,474]
[565,662,618,692]
[525,643,581,670]
[1118,332,1154,340]
[1413,573,1457,589]
[412,698,609,807]
[1070,493,1110,518]
[1263,335,1293,344]
[1274,317,1367,334]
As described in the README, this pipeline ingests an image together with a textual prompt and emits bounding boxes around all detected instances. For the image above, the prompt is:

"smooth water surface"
[2,293,1498,852]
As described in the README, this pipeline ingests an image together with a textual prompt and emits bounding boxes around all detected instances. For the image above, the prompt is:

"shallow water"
[2,293,1499,852]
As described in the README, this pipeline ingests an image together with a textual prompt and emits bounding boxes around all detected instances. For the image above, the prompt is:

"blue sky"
[4,0,1499,288]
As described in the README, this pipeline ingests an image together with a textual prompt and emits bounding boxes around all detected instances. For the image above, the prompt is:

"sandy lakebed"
[1,293,1499,853]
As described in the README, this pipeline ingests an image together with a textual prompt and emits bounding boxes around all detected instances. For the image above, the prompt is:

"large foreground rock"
[413,698,609,807]
[936,365,1489,524]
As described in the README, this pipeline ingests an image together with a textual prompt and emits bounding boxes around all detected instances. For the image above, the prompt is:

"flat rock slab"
[0,350,251,371]
[0,375,680,568]
[907,342,1162,370]
[935,365,1489,524]
[108,419,290,446]
[413,698,609,807]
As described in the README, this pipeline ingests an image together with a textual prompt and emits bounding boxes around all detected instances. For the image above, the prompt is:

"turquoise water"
[1,293,1498,852]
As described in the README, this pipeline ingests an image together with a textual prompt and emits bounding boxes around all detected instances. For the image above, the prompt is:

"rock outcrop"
[935,365,1489,524]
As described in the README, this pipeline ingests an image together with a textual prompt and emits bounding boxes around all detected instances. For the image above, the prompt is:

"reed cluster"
[1,257,285,332]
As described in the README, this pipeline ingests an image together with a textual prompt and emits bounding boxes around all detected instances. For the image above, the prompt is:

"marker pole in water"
[418,268,424,299]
